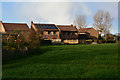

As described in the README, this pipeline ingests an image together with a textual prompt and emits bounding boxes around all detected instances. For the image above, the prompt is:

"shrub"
[2,42,7,46]
[85,39,92,44]
[107,40,115,43]
[41,39,52,45]
[79,40,85,44]
[27,31,41,49]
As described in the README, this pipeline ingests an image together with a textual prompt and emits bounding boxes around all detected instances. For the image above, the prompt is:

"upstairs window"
[48,31,51,34]
[54,31,56,34]
[73,32,75,35]
[41,32,43,35]
[63,32,65,35]
[68,32,70,35]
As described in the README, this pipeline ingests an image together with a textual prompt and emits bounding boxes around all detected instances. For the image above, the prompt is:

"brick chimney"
[31,21,33,25]
[0,21,2,32]
[0,21,2,24]
[71,24,73,26]
[0,21,5,33]
[30,21,38,31]
[79,27,82,29]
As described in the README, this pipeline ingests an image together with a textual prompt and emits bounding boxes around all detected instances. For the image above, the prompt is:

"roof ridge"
[57,25,72,27]
[3,23,29,31]
[34,23,55,25]
[82,27,92,29]
[3,23,27,25]
[57,25,71,26]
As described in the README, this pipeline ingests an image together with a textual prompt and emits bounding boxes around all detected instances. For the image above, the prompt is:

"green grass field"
[2,43,119,78]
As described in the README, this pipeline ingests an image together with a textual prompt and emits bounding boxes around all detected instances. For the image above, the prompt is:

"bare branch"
[93,10,113,34]
[74,14,87,29]
[93,10,113,41]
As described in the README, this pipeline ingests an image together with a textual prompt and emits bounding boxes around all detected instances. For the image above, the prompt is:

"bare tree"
[74,14,87,29]
[93,10,113,41]
[103,12,113,41]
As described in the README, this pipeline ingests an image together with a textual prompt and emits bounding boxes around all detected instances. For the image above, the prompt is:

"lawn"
[2,43,119,78]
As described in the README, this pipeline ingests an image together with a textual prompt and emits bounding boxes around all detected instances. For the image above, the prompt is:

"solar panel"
[46,25,49,29]
[35,24,38,28]
[43,25,46,29]
[41,25,44,29]
[46,25,50,29]
[48,25,52,29]
[35,24,58,29]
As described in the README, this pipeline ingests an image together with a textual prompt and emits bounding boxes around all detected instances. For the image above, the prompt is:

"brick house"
[31,21,61,44]
[56,24,78,44]
[115,33,120,42]
[0,21,29,33]
[0,21,30,41]
[0,20,100,44]
[78,28,99,41]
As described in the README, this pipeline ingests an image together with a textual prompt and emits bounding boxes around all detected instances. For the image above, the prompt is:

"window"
[68,32,70,35]
[41,32,43,35]
[48,31,51,34]
[54,31,56,34]
[63,32,65,35]
[73,32,75,35]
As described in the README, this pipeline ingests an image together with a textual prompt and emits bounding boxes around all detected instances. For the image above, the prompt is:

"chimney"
[72,24,78,30]
[0,21,2,24]
[79,27,82,29]
[30,21,34,29]
[0,21,5,33]
[31,21,33,25]
[71,24,73,26]
[0,21,2,32]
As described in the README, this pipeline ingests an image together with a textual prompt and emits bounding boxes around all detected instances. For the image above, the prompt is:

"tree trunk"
[105,34,107,43]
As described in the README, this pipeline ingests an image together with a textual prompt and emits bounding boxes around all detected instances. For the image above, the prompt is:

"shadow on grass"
[2,46,53,65]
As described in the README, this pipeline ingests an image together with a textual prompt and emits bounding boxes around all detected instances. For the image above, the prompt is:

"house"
[0,21,30,41]
[78,28,99,41]
[0,20,101,44]
[105,34,115,40]
[56,24,78,44]
[114,33,120,42]
[31,21,61,44]
[0,21,29,33]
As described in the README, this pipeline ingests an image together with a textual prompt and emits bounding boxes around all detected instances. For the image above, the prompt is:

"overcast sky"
[0,0,118,34]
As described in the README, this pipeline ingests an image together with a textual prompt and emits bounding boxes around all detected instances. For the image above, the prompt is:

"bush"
[79,39,93,44]
[85,39,92,44]
[41,39,52,45]
[107,40,115,43]
[79,40,85,44]
[99,39,115,43]
[2,42,7,46]
[27,31,41,49]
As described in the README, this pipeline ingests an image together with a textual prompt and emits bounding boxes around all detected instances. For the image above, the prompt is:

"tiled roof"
[79,28,93,33]
[57,25,78,32]
[3,23,29,31]
[34,24,58,30]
